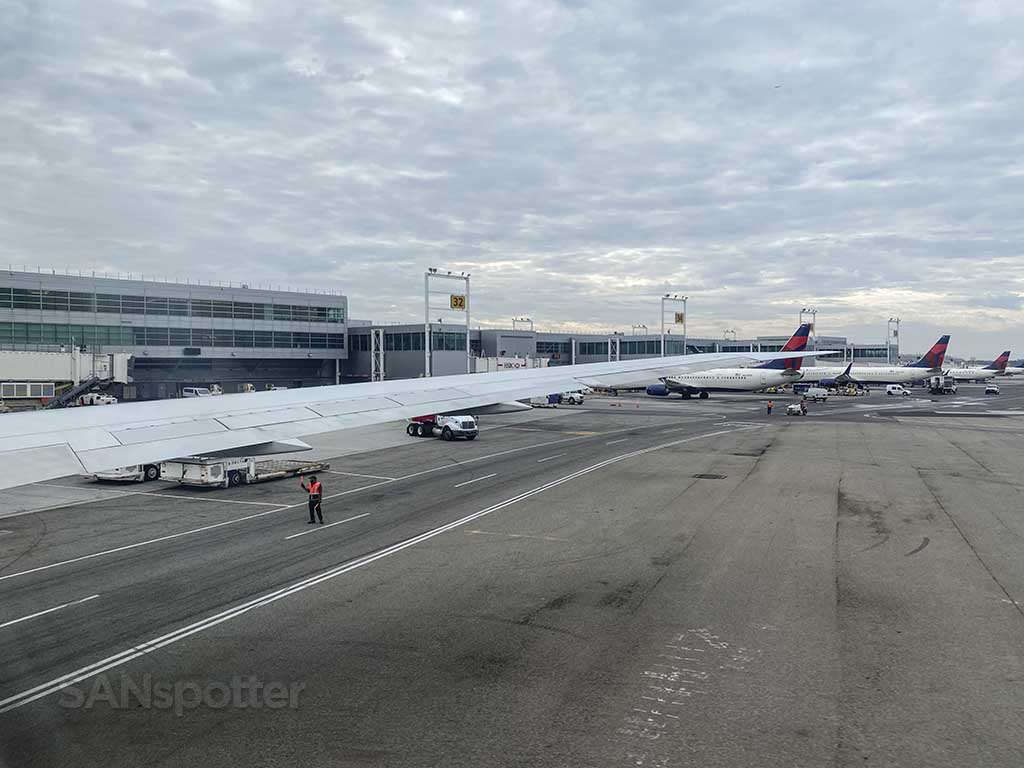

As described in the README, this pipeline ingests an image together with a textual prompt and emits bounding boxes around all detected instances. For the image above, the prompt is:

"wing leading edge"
[0,350,835,491]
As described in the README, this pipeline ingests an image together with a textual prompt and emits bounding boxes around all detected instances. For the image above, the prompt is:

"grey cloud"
[1,0,1023,357]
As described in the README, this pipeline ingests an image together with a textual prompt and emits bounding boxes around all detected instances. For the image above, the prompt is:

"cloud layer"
[2,0,1023,356]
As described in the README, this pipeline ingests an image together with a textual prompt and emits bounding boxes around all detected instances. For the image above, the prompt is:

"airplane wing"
[0,350,835,491]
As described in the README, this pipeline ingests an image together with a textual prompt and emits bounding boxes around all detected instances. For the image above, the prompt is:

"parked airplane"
[799,335,950,386]
[0,347,838,491]
[998,358,1024,376]
[650,324,816,399]
[947,351,1010,381]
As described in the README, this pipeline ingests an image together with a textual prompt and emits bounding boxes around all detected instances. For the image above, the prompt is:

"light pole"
[660,294,688,356]
[723,329,736,341]
[799,307,817,348]
[631,324,648,335]
[512,316,534,332]
[887,317,900,364]
[424,268,471,376]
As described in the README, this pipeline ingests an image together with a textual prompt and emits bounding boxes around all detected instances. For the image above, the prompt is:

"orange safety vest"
[307,481,322,497]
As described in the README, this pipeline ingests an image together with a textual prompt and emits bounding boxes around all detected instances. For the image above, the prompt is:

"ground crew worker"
[766,400,774,415]
[300,474,324,524]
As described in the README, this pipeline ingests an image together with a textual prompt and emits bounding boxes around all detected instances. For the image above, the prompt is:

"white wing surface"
[0,351,828,490]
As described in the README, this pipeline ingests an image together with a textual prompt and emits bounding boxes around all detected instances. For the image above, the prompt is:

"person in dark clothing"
[300,475,324,524]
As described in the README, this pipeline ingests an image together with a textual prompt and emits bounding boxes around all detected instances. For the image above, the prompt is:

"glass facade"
[0,287,344,323]
[0,322,344,350]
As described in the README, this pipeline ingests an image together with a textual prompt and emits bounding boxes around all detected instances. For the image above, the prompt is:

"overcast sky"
[2,1,1022,358]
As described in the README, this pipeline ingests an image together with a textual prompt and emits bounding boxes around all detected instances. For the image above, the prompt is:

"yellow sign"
[450,294,467,311]
[674,312,685,324]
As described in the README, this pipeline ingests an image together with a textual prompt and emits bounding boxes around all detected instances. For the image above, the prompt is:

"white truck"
[88,463,163,483]
[559,391,585,405]
[159,457,330,488]
[406,414,478,440]
[78,392,117,406]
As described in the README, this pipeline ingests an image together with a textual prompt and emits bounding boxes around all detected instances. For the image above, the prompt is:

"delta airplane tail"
[755,324,811,371]
[984,350,1011,371]
[907,335,950,369]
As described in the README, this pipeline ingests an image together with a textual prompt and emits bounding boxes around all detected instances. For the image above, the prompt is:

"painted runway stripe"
[0,595,100,630]
[606,438,629,445]
[0,425,755,715]
[536,453,566,463]
[324,470,397,481]
[0,420,686,582]
[454,474,498,488]
[284,513,371,540]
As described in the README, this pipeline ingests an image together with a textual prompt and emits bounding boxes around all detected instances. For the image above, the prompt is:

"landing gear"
[681,392,692,400]
[698,391,710,399]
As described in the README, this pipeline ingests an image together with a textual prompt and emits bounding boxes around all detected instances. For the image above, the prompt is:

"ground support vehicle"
[406,414,479,440]
[160,457,330,488]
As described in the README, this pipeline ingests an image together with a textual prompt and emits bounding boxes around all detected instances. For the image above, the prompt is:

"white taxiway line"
[536,453,566,463]
[324,470,397,481]
[40,483,280,507]
[454,474,498,488]
[284,513,371,540]
[606,438,629,445]
[0,594,100,630]
[0,420,686,583]
[0,425,756,715]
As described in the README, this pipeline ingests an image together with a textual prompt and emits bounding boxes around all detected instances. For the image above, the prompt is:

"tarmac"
[1,382,1023,767]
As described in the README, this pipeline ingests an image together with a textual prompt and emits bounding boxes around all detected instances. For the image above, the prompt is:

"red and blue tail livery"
[984,350,1011,371]
[907,335,950,369]
[755,323,812,371]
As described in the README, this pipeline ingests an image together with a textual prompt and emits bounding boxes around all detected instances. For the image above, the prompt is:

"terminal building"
[2,268,900,400]
[345,324,896,380]
[1,269,347,400]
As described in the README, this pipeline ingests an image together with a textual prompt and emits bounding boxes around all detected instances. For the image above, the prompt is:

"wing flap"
[111,419,229,445]
[216,407,322,430]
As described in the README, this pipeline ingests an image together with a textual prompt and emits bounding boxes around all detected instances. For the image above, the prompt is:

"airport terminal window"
[311,306,328,323]
[212,300,233,319]
[327,307,344,323]
[327,333,344,349]
[292,331,310,348]
[96,294,121,313]
[69,292,95,312]
[578,342,608,355]
[252,302,273,321]
[191,299,213,317]
[857,348,888,358]
[145,296,168,315]
[235,330,254,347]
[291,305,311,322]
[232,302,254,320]
[310,333,328,349]
[536,341,571,355]
[432,331,465,351]
[13,289,42,310]
[132,327,146,345]
[255,330,273,347]
[213,329,234,347]
[350,334,370,352]
[272,304,292,322]
[168,298,189,316]
[0,288,11,308]
[169,328,191,346]
[147,327,169,346]
[121,295,145,314]
[192,329,212,346]
[273,331,293,348]
[41,290,70,311]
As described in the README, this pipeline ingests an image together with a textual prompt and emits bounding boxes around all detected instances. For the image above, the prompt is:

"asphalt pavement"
[1,382,1023,767]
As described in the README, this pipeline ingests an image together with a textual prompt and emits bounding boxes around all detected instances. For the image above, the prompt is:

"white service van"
[181,387,212,398]
[885,384,911,396]
[804,387,829,402]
